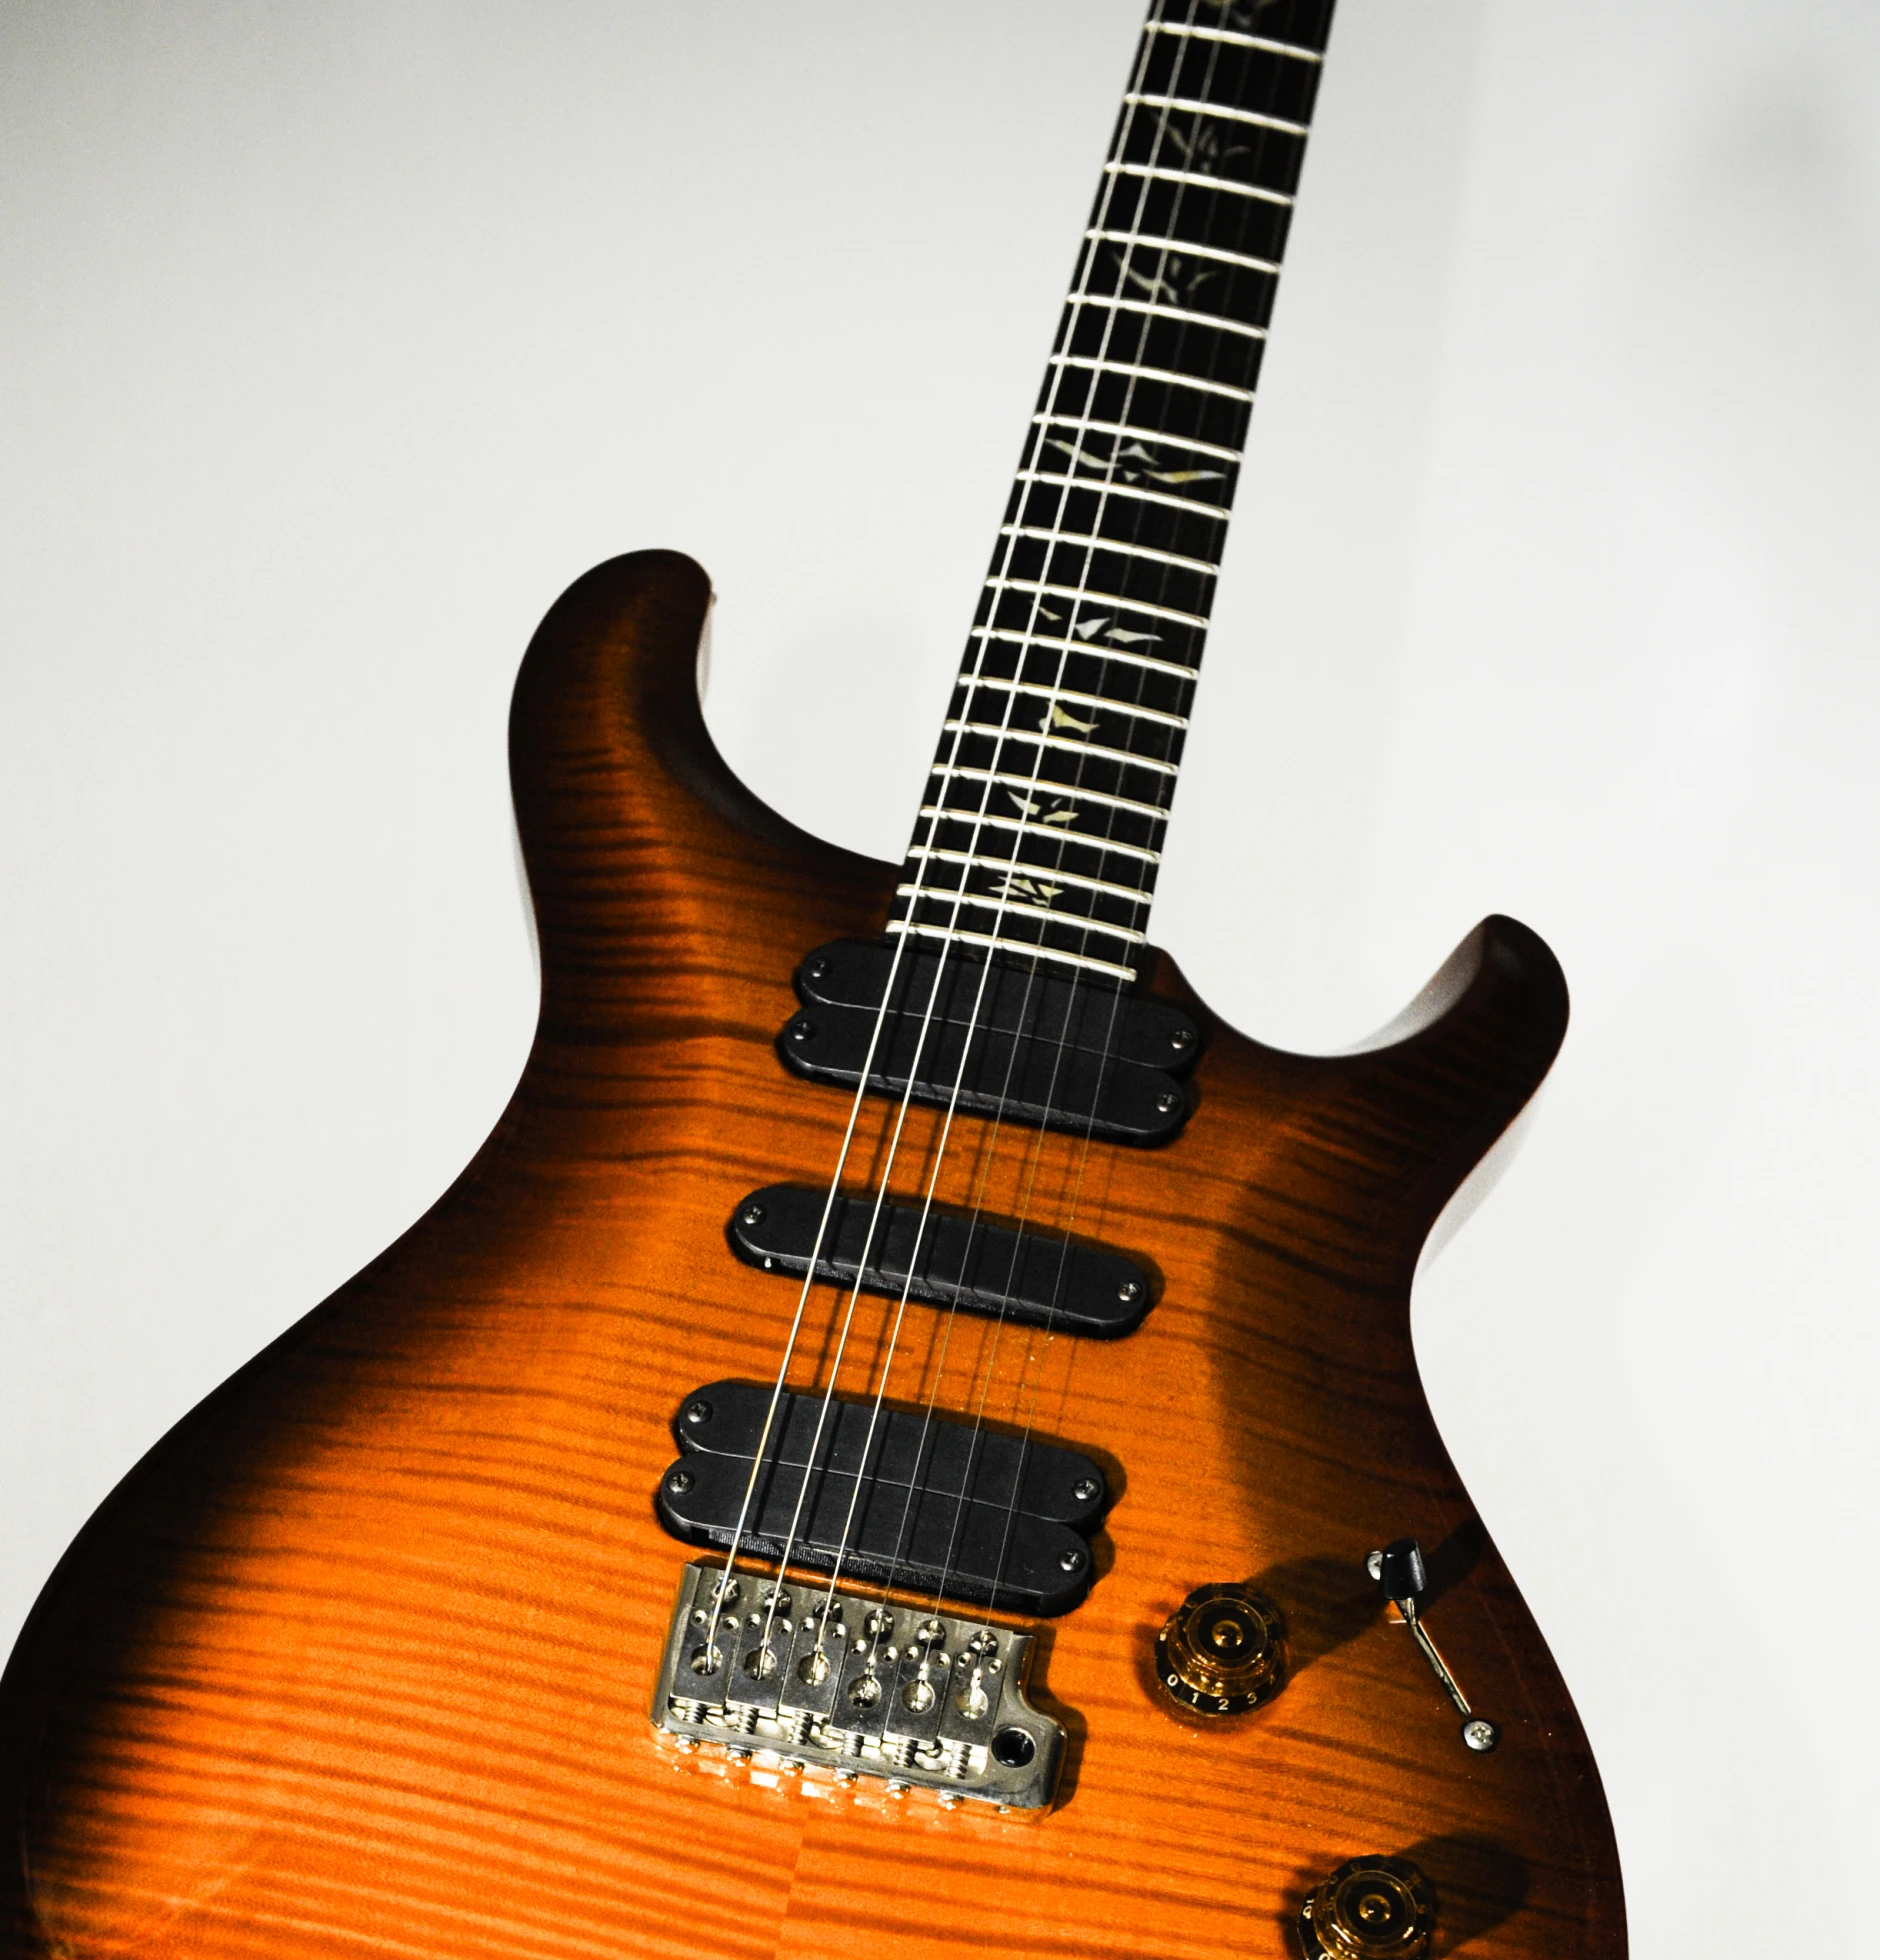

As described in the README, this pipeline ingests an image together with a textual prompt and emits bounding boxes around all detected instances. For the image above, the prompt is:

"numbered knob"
[1298,1855,1437,1959]
[1154,1582,1286,1715]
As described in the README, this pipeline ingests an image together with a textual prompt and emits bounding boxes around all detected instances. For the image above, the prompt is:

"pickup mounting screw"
[1116,1278,1142,1304]
[1059,1547,1085,1574]
[685,1400,712,1426]
[666,1469,694,1495]
[789,1017,816,1043]
[739,1203,765,1226]
[1170,1026,1194,1052]
[1155,1089,1181,1114]
[806,958,828,982]
[1072,1477,1100,1502]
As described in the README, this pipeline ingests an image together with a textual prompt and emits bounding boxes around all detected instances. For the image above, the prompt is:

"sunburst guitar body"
[0,5,1626,1956]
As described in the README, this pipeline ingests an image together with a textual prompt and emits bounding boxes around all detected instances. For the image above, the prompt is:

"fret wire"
[918,807,1163,865]
[1067,293,1267,340]
[905,850,1154,908]
[966,627,1200,684]
[942,718,1181,777]
[956,672,1190,731]
[1030,414,1243,465]
[895,883,1148,944]
[1085,228,1282,277]
[1014,471,1228,523]
[1103,159,1293,208]
[1046,351,1255,406]
[925,762,1173,821]
[1142,23,1323,67]
[999,524,1221,579]
[884,920,1139,984]
[1121,90,1316,138]
[991,579,1211,631]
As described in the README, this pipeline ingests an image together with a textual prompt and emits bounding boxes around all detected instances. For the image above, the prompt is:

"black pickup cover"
[656,1379,1109,1616]
[727,1183,1153,1337]
[778,939,1201,1145]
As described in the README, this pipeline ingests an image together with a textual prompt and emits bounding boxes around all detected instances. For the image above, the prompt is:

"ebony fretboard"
[890,0,1335,984]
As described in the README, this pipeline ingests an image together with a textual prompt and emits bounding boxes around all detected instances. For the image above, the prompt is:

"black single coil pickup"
[656,1380,1111,1617]
[727,1183,1155,1338]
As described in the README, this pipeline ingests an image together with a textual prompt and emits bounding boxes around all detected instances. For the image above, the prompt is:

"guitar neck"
[890,0,1336,985]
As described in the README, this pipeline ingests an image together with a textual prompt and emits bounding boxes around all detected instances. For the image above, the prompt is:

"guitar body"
[0,553,1622,1957]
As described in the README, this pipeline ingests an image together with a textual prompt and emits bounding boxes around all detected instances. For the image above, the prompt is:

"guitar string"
[816,0,1245,1641]
[736,0,1259,1679]
[969,0,1245,1621]
[775,57,1175,1663]
[927,0,1225,1624]
[749,0,1239,1662]
[807,0,1200,1652]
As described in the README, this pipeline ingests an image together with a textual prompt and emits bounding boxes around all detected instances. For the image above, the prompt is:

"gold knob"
[1298,1857,1436,1960]
[1153,1582,1285,1715]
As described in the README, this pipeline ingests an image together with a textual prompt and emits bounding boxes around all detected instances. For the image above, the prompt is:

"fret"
[957,673,1189,731]
[1121,91,1314,142]
[1107,148,1295,192]
[998,525,1220,580]
[884,921,1140,985]
[918,808,1163,865]
[942,719,1181,777]
[894,881,1149,939]
[991,580,1211,633]
[1068,294,1267,341]
[1045,352,1254,407]
[1143,23,1322,67]
[926,764,1173,823]
[968,628,1200,685]
[906,850,1154,909]
[1085,229,1281,277]
[1030,415,1242,466]
[1121,90,1317,145]
[1014,471,1227,523]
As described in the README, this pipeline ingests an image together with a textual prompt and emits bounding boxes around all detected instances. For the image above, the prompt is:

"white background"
[3,4,1876,1951]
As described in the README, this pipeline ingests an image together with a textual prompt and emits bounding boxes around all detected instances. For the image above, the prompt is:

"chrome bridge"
[651,1559,1064,1811]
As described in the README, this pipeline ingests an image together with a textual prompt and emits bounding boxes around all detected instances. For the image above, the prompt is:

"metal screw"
[666,1468,694,1494]
[1059,1547,1085,1574]
[740,1203,765,1226]
[1462,1718,1501,1753]
[1155,1089,1181,1114]
[1116,1278,1142,1304]
[1072,1476,1100,1502]
[806,958,828,983]
[685,1400,712,1426]
[790,1017,816,1043]
[1365,1549,1384,1582]
[1169,1026,1194,1052]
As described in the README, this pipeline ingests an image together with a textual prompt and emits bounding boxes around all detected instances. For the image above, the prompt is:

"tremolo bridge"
[653,1559,1064,1811]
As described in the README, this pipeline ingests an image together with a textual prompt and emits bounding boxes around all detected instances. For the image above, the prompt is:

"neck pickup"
[778,938,1201,1145]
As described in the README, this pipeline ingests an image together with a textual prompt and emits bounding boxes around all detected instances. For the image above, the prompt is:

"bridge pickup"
[727,1184,1153,1338]
[656,1379,1108,1617]
[777,939,1199,1145]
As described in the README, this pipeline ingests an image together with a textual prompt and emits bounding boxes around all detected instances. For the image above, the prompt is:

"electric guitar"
[0,4,1626,1954]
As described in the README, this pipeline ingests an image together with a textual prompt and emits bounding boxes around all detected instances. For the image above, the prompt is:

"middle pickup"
[728,1183,1155,1338]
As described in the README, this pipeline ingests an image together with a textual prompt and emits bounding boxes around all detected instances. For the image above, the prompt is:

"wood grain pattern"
[0,552,1625,1957]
